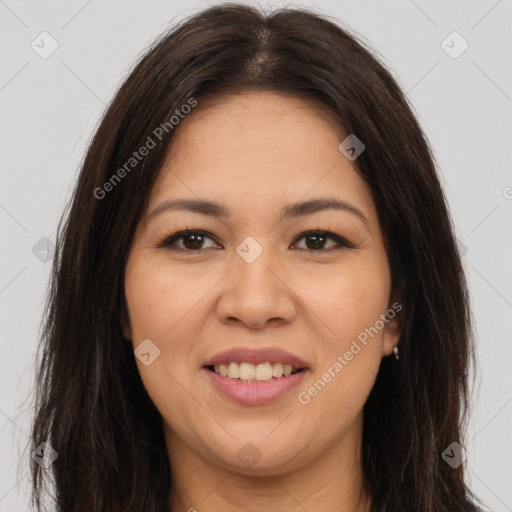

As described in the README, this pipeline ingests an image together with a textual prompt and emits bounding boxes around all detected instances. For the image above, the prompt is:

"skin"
[122,92,401,512]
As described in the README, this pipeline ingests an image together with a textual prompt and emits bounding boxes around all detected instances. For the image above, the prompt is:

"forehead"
[148,92,375,222]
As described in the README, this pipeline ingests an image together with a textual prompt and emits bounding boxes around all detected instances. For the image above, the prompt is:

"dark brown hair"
[28,3,486,511]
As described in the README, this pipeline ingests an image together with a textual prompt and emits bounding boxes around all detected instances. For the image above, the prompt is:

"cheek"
[124,253,210,340]
[123,255,209,422]
[339,270,390,336]
[123,254,209,409]
[292,270,388,438]
[295,257,390,412]
[295,256,391,347]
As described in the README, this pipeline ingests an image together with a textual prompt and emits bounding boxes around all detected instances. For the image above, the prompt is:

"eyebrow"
[146,197,369,229]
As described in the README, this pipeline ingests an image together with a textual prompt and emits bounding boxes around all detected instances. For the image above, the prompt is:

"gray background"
[1,0,511,510]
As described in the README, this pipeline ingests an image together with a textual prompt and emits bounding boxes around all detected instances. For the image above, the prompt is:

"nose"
[215,246,297,330]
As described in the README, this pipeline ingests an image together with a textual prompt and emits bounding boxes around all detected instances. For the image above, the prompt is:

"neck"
[165,413,372,512]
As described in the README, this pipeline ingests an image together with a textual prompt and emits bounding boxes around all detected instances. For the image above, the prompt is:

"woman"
[29,3,487,511]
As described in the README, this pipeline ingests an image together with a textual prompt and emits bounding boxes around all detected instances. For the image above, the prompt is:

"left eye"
[293,230,353,251]
[159,229,353,252]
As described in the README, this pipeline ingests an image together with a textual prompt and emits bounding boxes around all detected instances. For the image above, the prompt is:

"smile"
[202,346,311,405]
[208,361,303,382]
[204,365,309,406]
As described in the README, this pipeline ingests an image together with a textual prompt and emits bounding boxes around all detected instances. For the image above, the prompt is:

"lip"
[204,367,309,405]
[202,347,310,369]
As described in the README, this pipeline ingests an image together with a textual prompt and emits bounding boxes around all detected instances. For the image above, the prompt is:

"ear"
[119,298,132,341]
[381,299,403,358]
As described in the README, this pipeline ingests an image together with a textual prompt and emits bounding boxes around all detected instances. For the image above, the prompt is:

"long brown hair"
[28,3,486,511]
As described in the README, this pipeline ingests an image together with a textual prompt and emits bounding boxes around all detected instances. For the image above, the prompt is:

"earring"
[393,346,399,360]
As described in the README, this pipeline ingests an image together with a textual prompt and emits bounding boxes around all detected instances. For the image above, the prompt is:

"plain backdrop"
[1,1,511,510]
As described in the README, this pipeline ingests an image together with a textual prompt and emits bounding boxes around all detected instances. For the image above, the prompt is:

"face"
[122,92,401,476]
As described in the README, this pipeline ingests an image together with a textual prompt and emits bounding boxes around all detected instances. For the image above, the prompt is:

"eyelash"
[158,228,355,253]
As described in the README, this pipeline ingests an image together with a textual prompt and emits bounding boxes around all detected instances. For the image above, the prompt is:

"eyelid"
[293,230,354,250]
[158,228,355,252]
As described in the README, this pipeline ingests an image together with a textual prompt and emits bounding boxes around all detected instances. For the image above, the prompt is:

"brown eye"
[160,229,353,253]
[161,230,218,251]
[293,230,353,251]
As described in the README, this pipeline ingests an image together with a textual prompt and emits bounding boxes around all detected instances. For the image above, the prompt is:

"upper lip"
[203,347,310,369]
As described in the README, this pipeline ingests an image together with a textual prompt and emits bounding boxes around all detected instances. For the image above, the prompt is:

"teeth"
[255,362,273,381]
[213,362,302,381]
[228,362,239,379]
[272,362,283,377]
[239,362,255,381]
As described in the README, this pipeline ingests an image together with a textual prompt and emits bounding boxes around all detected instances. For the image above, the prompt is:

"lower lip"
[204,368,309,405]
